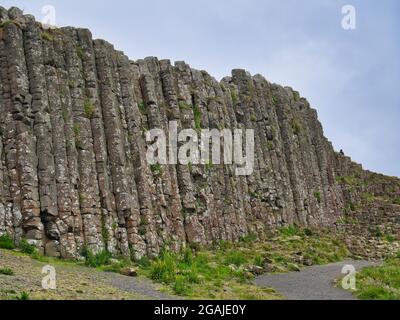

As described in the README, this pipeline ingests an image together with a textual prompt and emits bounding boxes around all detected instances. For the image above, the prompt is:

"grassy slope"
[354,256,400,300]
[139,226,350,299]
[0,226,363,300]
[0,249,147,300]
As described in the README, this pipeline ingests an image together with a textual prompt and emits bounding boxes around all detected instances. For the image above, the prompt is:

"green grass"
[291,119,301,135]
[314,191,321,204]
[150,164,163,178]
[76,46,84,58]
[0,234,15,250]
[82,247,112,268]
[17,291,30,300]
[41,31,54,42]
[139,228,349,299]
[230,90,238,105]
[355,257,400,300]
[193,105,201,132]
[19,239,36,255]
[138,101,147,115]
[0,267,14,276]
[0,19,21,28]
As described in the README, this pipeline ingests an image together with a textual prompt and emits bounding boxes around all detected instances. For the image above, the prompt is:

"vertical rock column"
[4,17,41,247]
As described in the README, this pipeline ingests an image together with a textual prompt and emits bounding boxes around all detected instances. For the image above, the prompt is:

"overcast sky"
[2,0,399,177]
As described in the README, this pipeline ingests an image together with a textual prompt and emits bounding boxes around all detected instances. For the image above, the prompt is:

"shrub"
[19,239,36,254]
[82,247,111,268]
[17,292,30,300]
[224,250,246,267]
[0,234,15,250]
[149,252,176,284]
[0,268,14,276]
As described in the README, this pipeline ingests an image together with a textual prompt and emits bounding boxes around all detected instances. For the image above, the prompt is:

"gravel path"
[0,249,174,300]
[254,260,380,300]
[104,273,177,300]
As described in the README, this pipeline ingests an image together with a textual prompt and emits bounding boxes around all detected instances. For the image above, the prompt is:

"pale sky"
[2,0,400,177]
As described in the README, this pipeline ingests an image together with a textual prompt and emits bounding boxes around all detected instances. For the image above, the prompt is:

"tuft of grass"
[230,90,238,105]
[0,268,14,276]
[19,239,36,255]
[278,225,300,237]
[17,291,30,300]
[291,119,301,135]
[224,250,247,266]
[76,46,84,58]
[150,164,163,178]
[41,31,54,42]
[138,101,147,115]
[314,191,321,204]
[193,105,201,132]
[82,247,111,268]
[0,19,22,28]
[178,102,192,111]
[0,234,15,250]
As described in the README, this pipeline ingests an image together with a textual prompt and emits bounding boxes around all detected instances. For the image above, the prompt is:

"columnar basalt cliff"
[0,7,399,259]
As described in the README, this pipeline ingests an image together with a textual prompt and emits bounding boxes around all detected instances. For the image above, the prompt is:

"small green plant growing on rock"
[76,46,84,58]
[0,19,22,28]
[291,119,301,135]
[82,247,112,268]
[193,105,201,132]
[84,99,95,119]
[0,233,15,250]
[230,90,238,105]
[138,101,147,115]
[178,102,192,111]
[314,191,321,204]
[0,267,14,276]
[41,31,54,42]
[278,225,300,237]
[150,164,163,178]
[19,239,36,254]
[265,142,274,151]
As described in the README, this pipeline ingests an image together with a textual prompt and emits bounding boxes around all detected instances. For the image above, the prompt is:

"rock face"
[0,7,399,259]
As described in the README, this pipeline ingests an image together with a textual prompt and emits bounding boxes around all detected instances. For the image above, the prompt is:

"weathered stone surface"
[0,8,399,258]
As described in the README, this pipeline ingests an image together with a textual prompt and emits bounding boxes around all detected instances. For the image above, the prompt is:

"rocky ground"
[0,249,173,300]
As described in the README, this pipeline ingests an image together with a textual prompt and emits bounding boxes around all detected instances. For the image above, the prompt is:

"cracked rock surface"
[0,7,399,259]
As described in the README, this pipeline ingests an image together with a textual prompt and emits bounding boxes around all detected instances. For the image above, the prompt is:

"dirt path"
[254,260,380,300]
[0,249,174,300]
